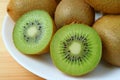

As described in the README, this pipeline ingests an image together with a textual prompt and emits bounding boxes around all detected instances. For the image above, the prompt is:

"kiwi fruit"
[55,0,95,29]
[50,24,102,76]
[7,0,57,22]
[85,0,120,14]
[93,15,120,67]
[56,0,61,4]
[13,10,56,55]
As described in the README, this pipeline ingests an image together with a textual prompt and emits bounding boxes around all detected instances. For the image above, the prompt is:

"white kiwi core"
[69,42,81,55]
[27,26,38,37]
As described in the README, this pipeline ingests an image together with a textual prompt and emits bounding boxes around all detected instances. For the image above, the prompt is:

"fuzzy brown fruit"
[56,0,61,4]
[55,0,95,28]
[85,0,120,14]
[7,0,57,22]
[93,15,120,67]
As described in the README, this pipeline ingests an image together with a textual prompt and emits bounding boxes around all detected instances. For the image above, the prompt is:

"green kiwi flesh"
[13,10,54,54]
[50,24,102,76]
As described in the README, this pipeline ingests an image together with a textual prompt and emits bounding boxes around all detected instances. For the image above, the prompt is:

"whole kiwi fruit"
[85,0,120,14]
[93,15,120,67]
[55,0,95,28]
[50,24,102,76]
[7,0,57,22]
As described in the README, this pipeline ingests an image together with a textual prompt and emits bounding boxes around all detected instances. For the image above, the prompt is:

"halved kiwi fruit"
[85,0,120,14]
[93,15,120,67]
[50,24,102,76]
[55,0,95,29]
[13,10,56,55]
[7,0,57,21]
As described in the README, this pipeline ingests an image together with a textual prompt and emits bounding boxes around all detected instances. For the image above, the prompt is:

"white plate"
[2,14,120,80]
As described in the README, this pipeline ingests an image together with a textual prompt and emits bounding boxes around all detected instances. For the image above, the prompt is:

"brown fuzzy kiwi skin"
[7,0,57,22]
[93,15,120,67]
[56,0,61,4]
[85,0,120,14]
[55,0,95,29]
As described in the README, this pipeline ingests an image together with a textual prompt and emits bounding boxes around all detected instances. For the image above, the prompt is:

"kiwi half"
[7,0,57,21]
[55,0,95,29]
[50,24,102,76]
[85,0,120,14]
[93,15,120,67]
[13,10,56,55]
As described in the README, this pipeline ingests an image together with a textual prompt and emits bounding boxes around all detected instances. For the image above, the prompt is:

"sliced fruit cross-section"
[13,10,55,55]
[50,24,102,76]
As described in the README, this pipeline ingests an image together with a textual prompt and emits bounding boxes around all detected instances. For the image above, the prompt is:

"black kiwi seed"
[24,35,26,37]
[24,26,26,28]
[38,26,41,30]
[26,22,29,25]
[68,50,70,52]
[31,22,34,25]
[37,23,40,25]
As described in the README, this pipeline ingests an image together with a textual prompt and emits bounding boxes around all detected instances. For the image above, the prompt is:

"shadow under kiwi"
[24,53,54,67]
